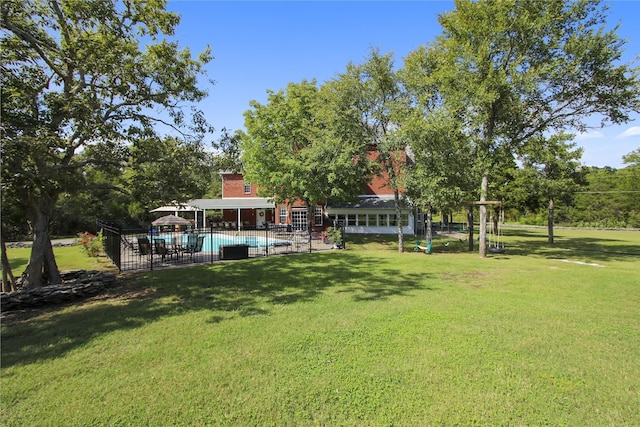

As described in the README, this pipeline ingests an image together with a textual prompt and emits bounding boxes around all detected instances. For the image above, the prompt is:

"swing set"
[463,200,505,254]
[488,204,505,254]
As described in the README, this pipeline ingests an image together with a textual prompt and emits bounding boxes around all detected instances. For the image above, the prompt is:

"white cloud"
[618,126,640,138]
[575,130,604,140]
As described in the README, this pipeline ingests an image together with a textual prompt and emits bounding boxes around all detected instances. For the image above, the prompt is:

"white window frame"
[279,206,288,224]
[314,206,323,226]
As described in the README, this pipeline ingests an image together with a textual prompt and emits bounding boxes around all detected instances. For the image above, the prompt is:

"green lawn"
[6,243,117,277]
[2,228,639,425]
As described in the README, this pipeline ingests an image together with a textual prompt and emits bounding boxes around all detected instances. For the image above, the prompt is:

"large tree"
[333,49,409,251]
[1,0,212,287]
[510,133,585,243]
[241,80,375,229]
[126,135,214,218]
[418,0,640,257]
[401,46,490,251]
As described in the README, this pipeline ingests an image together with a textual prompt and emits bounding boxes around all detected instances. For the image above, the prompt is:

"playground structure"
[415,200,505,254]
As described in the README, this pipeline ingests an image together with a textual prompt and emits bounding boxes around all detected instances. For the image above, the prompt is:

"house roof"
[188,198,275,210]
[150,204,200,213]
[325,195,410,210]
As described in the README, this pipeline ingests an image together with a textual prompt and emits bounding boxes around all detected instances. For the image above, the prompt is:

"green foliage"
[127,136,214,211]
[75,230,104,257]
[1,0,212,285]
[323,226,343,248]
[403,0,640,254]
[403,107,479,209]
[210,128,244,173]
[242,79,375,206]
[513,133,585,207]
[572,163,640,228]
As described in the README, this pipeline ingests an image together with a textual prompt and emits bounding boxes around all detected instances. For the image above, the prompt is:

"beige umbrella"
[151,215,193,226]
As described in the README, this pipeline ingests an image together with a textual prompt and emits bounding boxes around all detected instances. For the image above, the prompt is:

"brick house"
[153,149,417,235]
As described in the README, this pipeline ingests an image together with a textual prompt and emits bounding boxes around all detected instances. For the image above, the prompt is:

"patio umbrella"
[151,214,193,226]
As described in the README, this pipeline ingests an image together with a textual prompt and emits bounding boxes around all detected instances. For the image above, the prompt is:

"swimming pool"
[156,233,292,253]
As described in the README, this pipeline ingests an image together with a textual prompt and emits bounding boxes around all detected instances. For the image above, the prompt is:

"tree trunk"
[21,201,62,288]
[548,197,555,244]
[467,205,474,252]
[306,200,313,253]
[426,204,433,247]
[1,233,17,292]
[479,174,488,258]
[394,188,404,252]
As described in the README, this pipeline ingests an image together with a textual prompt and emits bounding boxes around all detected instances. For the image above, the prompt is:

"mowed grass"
[6,243,117,277]
[2,228,639,425]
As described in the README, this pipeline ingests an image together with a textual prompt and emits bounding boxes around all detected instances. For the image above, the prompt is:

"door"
[291,208,307,231]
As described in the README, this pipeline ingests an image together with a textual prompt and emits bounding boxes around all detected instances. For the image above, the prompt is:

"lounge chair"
[121,235,136,252]
[183,233,199,250]
[154,239,175,261]
[137,237,152,257]
[182,235,205,261]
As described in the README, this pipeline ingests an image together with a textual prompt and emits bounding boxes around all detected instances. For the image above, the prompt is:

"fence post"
[96,220,122,272]
[115,224,122,272]
[149,226,154,271]
[210,225,214,264]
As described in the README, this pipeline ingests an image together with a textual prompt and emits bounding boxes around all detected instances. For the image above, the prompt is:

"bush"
[324,227,343,249]
[76,229,104,257]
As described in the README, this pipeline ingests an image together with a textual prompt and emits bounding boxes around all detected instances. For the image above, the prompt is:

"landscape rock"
[0,270,117,311]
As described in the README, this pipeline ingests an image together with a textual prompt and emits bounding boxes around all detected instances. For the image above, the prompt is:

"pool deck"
[119,229,334,272]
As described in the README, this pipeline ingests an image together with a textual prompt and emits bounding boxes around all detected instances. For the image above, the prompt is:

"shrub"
[76,229,104,257]
[324,227,344,249]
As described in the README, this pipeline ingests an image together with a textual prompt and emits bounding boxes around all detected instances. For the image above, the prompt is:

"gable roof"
[325,195,410,210]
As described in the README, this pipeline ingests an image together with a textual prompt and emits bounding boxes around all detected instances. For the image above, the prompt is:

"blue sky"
[167,1,640,168]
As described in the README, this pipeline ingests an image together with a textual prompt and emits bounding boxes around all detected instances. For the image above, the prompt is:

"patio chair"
[121,235,136,253]
[137,237,152,257]
[183,233,199,250]
[182,235,205,261]
[153,239,174,261]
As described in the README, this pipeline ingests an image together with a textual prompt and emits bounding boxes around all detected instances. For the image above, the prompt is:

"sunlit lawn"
[6,244,116,277]
[2,228,639,425]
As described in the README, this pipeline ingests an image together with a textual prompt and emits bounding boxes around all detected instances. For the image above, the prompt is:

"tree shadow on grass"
[419,228,640,263]
[502,229,640,262]
[1,251,434,368]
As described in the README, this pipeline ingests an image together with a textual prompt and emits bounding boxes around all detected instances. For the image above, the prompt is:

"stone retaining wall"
[1,270,117,311]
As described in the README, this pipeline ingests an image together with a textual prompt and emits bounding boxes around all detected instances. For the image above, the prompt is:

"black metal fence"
[96,220,339,273]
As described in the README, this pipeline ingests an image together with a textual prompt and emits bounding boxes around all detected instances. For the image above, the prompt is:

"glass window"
[378,214,388,227]
[401,214,409,227]
[314,206,323,226]
[243,181,251,194]
[347,214,356,226]
[292,209,307,231]
[357,214,367,226]
[367,213,377,226]
[279,206,287,224]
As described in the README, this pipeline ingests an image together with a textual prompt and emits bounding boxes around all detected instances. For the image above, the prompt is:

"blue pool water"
[156,233,292,253]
